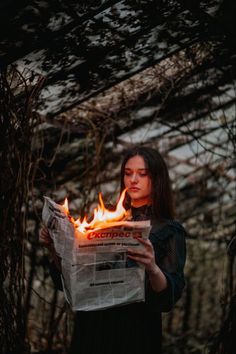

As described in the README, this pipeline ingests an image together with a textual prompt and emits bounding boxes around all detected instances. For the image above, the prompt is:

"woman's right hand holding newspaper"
[39,226,61,271]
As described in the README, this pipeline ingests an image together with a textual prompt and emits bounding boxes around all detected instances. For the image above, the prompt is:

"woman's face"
[124,155,152,207]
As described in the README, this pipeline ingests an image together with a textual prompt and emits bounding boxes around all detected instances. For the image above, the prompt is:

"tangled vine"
[0,66,44,354]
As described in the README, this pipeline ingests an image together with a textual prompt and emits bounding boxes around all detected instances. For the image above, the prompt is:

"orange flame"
[62,198,69,214]
[62,189,128,234]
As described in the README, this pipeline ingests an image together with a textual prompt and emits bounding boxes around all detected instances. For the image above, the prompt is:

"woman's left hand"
[127,237,158,275]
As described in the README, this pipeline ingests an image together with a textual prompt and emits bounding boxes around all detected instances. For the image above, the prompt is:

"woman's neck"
[131,199,152,208]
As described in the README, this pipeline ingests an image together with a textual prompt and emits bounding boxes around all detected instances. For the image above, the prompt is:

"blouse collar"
[131,204,153,221]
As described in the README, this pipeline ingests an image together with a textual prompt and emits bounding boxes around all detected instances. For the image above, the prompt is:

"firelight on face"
[124,155,152,207]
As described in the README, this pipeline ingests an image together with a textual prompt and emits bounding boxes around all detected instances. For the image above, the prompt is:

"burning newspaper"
[42,196,151,311]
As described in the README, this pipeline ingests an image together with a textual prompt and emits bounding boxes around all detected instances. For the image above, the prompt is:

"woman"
[40,145,186,354]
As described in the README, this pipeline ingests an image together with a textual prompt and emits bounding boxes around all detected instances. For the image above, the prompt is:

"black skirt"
[69,302,162,354]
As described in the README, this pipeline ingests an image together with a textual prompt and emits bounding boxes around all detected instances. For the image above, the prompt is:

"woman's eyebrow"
[124,168,148,170]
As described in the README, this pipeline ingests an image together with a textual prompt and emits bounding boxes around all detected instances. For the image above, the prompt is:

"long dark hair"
[120,146,175,220]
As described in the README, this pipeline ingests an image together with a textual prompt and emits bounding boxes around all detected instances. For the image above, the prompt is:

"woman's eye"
[125,171,148,177]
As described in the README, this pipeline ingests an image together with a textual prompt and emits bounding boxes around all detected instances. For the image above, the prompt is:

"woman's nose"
[131,173,138,182]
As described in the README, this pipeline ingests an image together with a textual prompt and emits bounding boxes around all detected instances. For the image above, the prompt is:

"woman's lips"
[129,187,140,192]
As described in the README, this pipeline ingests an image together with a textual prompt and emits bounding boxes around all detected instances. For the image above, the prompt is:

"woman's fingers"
[134,237,154,252]
[128,237,154,256]
[127,237,156,270]
[127,252,154,270]
[39,226,53,248]
[39,226,47,236]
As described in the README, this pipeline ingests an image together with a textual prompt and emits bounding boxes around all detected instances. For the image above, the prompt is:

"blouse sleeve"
[146,221,187,312]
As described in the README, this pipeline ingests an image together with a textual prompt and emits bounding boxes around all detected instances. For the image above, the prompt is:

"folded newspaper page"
[42,196,151,311]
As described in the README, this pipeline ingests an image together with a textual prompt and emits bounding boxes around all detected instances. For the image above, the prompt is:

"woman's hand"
[39,226,53,250]
[39,226,61,271]
[127,237,158,274]
[127,237,168,292]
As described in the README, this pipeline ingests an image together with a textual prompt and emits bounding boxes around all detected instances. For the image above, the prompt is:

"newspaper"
[42,196,151,311]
